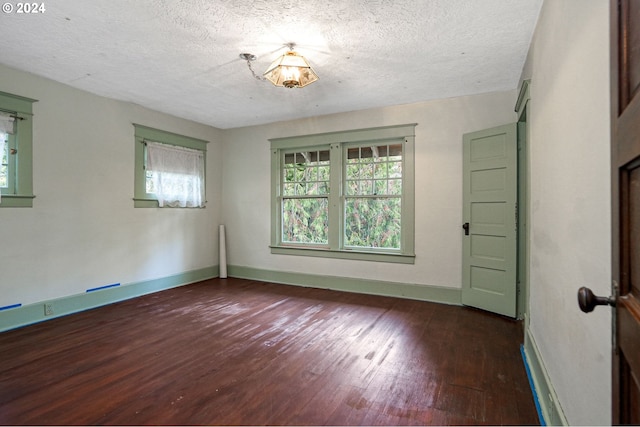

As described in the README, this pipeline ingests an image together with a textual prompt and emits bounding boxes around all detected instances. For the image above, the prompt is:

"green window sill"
[133,198,207,208]
[134,198,160,208]
[270,245,416,264]
[0,194,35,207]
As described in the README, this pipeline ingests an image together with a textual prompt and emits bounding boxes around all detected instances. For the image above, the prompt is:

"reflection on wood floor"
[0,278,539,425]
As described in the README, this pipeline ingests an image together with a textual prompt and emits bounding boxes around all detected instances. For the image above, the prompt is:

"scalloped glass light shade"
[263,51,319,88]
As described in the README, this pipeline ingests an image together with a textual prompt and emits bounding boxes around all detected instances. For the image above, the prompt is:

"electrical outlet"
[44,302,54,316]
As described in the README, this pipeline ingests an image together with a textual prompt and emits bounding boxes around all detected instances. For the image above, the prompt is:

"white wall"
[221,91,517,289]
[524,1,611,424]
[0,64,223,308]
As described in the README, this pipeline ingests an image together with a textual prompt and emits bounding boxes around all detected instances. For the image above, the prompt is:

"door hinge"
[515,202,519,229]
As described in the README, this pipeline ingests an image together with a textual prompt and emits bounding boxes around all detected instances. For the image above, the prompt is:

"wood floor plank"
[0,278,539,425]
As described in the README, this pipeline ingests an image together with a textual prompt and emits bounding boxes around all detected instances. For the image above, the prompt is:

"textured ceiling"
[0,0,542,129]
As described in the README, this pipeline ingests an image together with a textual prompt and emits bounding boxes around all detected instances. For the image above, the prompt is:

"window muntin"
[270,124,416,262]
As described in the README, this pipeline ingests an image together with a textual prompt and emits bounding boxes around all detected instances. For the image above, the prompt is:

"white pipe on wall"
[219,224,227,279]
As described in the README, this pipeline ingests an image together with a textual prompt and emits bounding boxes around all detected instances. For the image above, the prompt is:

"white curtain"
[146,141,205,208]
[0,112,14,134]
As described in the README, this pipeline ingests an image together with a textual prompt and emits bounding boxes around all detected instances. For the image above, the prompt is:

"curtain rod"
[141,139,203,152]
[0,107,25,120]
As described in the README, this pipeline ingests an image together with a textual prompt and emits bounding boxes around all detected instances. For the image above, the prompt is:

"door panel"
[462,124,517,318]
[612,0,640,423]
[471,234,506,261]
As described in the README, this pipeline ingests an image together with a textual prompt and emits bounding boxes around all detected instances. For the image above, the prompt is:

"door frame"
[610,1,620,419]
[515,80,531,321]
[461,82,530,320]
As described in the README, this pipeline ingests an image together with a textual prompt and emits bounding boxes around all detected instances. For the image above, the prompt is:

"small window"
[133,124,207,208]
[270,124,416,264]
[0,91,36,208]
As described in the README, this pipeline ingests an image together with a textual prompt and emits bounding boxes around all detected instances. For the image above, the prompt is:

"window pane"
[389,161,402,178]
[360,163,374,178]
[318,165,330,181]
[282,197,329,244]
[0,134,7,189]
[375,180,387,195]
[283,183,296,196]
[146,170,156,193]
[345,142,403,198]
[344,197,401,249]
[388,179,403,195]
[388,143,403,161]
[315,182,329,195]
[346,180,358,196]
[374,163,388,179]
[360,180,374,195]
[284,167,296,182]
[282,149,330,197]
[346,164,360,179]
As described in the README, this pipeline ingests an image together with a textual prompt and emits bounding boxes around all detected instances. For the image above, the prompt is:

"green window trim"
[133,124,208,208]
[0,91,37,208]
[270,123,417,264]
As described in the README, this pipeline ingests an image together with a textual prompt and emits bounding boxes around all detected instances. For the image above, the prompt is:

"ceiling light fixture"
[240,43,319,89]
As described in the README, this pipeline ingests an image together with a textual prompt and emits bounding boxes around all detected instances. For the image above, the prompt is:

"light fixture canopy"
[262,45,319,89]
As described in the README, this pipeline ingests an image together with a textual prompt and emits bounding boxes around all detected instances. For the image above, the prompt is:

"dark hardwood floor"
[0,278,539,425]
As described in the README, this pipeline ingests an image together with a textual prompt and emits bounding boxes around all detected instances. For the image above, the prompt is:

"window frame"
[280,145,332,248]
[343,140,405,251]
[133,124,208,208]
[270,124,416,264]
[0,91,36,208]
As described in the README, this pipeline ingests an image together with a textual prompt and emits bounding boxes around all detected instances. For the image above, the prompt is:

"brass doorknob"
[577,287,615,313]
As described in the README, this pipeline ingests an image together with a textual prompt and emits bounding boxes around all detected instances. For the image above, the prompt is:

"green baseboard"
[1,265,459,333]
[523,327,568,426]
[0,266,219,333]
[227,265,462,305]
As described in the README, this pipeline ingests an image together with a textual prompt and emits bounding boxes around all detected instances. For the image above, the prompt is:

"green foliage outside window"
[280,144,404,249]
[282,198,329,244]
[281,150,330,244]
[344,143,403,249]
[345,198,401,248]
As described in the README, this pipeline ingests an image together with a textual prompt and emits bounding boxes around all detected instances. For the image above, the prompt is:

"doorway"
[462,81,530,319]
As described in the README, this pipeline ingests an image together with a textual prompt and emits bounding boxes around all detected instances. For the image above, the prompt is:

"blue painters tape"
[0,303,22,311]
[520,344,546,426]
[86,283,121,293]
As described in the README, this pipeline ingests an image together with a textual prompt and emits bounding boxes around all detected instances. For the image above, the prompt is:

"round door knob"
[577,287,615,313]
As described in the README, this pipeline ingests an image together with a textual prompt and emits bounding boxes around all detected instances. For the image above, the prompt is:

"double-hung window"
[133,124,207,208]
[0,91,36,208]
[271,124,416,263]
[344,142,404,249]
[281,148,331,245]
